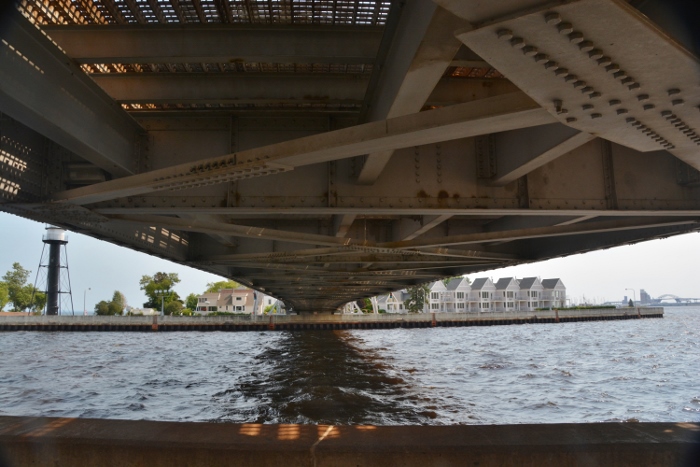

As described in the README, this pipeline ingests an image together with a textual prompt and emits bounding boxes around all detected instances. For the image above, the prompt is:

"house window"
[431,303,440,310]
[506,291,514,298]
[198,298,206,303]
[506,301,514,308]
[431,292,438,300]
[236,306,243,311]
[456,292,464,299]
[480,303,489,309]
[480,291,490,299]
[457,303,465,309]
[236,297,242,301]
[528,291,539,298]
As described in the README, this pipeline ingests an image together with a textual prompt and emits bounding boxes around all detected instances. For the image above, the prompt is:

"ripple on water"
[0,309,699,425]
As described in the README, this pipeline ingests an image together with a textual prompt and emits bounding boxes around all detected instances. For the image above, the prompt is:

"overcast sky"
[1,211,698,311]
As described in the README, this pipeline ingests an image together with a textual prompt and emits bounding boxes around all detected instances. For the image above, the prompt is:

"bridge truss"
[1,0,699,312]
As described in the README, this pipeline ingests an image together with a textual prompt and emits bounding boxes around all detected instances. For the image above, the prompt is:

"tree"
[111,291,127,313]
[164,300,184,316]
[0,281,9,311]
[3,263,31,311]
[404,284,430,313]
[139,272,180,309]
[94,291,127,315]
[185,293,198,311]
[94,300,111,315]
[205,280,239,293]
[628,298,634,307]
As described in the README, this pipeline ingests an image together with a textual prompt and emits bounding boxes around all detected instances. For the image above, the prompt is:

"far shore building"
[195,288,283,315]
[363,276,566,314]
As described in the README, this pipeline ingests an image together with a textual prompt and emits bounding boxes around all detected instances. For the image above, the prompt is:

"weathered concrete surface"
[0,416,697,466]
[0,307,664,332]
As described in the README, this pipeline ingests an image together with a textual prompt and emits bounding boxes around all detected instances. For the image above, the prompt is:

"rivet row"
[661,111,700,146]
[543,12,641,91]
[625,117,674,149]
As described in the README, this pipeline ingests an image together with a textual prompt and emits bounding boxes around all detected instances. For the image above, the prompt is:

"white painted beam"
[492,124,596,186]
[358,4,468,184]
[54,91,556,205]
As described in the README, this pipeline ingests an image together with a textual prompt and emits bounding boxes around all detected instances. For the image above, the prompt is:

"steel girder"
[2,0,700,312]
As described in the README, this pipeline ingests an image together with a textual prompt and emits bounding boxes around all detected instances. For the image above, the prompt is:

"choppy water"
[1,307,698,425]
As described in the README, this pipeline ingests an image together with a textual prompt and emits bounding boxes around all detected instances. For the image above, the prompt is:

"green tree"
[111,291,127,313]
[139,272,180,308]
[29,288,46,313]
[205,280,239,293]
[0,281,9,311]
[404,284,430,313]
[2,263,32,311]
[94,300,111,315]
[185,293,198,311]
[628,298,634,307]
[164,300,183,316]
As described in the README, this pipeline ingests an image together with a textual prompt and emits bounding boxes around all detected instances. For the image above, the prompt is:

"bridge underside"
[1,0,699,312]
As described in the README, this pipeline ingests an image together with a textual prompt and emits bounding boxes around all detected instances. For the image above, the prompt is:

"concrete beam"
[42,24,383,64]
[0,416,696,466]
[491,124,596,186]
[357,4,468,184]
[54,91,555,205]
[0,11,142,177]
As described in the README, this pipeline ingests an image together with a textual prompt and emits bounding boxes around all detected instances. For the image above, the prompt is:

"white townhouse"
[493,277,520,312]
[541,278,567,309]
[444,277,471,312]
[518,277,544,311]
[427,281,449,312]
[385,290,408,313]
[469,277,496,312]
[369,276,565,314]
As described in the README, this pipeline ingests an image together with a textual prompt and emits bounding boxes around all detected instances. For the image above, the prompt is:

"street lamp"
[625,288,636,306]
[156,291,167,316]
[83,287,91,316]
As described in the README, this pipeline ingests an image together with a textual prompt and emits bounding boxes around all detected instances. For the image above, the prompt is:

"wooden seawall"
[0,308,663,332]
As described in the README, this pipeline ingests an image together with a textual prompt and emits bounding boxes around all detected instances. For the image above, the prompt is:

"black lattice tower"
[34,226,74,315]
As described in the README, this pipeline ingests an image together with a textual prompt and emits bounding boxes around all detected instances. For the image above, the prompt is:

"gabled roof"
[445,277,469,291]
[495,277,518,290]
[541,278,565,289]
[471,277,490,289]
[519,277,541,289]
[429,281,447,291]
[376,295,389,305]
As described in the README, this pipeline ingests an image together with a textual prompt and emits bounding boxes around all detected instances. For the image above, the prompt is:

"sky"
[1,211,699,311]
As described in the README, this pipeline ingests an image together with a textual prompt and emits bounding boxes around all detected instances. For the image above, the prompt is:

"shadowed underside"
[1,0,699,312]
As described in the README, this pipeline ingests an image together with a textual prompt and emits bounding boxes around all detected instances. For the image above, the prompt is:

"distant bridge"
[2,0,700,313]
[650,295,700,304]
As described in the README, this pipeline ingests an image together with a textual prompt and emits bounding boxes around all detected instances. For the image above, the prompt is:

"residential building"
[361,276,566,314]
[541,278,567,309]
[518,277,544,311]
[493,277,520,312]
[470,277,496,312]
[427,281,448,312]
[195,288,282,315]
[444,277,471,312]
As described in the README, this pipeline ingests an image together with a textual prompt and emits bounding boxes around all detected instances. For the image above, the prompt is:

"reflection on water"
[214,331,436,425]
[0,308,698,425]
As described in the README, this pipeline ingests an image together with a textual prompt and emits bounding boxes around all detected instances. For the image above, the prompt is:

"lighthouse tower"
[38,226,74,315]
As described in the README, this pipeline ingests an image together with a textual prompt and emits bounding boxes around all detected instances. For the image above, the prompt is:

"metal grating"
[20,0,391,26]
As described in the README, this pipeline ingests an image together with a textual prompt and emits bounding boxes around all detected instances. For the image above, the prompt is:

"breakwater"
[0,307,663,332]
